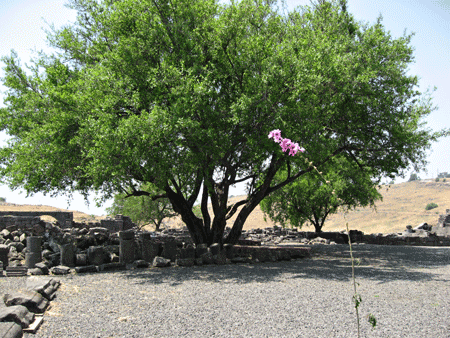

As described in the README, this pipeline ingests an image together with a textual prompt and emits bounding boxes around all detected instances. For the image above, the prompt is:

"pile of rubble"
[0,277,60,338]
[0,220,311,277]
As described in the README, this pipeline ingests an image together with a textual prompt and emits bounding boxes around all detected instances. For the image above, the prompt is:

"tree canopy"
[0,0,440,245]
[260,157,383,233]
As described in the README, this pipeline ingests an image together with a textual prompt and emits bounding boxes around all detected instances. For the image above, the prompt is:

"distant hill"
[1,180,448,234]
[164,180,450,234]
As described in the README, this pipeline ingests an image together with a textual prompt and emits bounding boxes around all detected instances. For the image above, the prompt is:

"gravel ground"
[1,244,450,338]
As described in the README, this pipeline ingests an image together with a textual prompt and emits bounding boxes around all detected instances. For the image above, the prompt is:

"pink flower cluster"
[268,129,305,156]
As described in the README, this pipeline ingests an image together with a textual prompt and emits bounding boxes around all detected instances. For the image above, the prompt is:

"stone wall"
[0,213,135,233]
[0,216,43,233]
[0,211,73,228]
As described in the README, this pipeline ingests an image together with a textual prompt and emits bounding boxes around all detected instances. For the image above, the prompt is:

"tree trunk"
[225,199,260,244]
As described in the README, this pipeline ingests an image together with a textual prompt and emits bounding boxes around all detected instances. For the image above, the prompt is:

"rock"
[152,256,171,267]
[28,268,44,275]
[161,241,178,262]
[3,291,49,314]
[75,265,98,273]
[26,277,60,300]
[213,253,227,265]
[0,244,9,269]
[0,305,35,328]
[0,229,12,241]
[34,262,49,275]
[0,322,23,338]
[8,242,24,253]
[176,258,195,267]
[309,237,329,245]
[196,243,208,257]
[87,246,108,266]
[50,265,71,275]
[414,222,431,231]
[209,243,221,256]
[405,225,414,233]
[133,260,149,268]
[200,252,214,265]
[99,262,126,271]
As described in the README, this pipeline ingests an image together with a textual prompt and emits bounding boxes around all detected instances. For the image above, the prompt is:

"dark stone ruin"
[0,277,61,337]
[1,208,450,336]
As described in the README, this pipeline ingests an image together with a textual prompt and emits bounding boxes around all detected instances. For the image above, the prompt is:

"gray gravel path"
[2,244,450,338]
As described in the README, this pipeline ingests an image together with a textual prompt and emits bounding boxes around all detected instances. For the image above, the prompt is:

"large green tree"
[0,0,440,245]
[260,157,382,233]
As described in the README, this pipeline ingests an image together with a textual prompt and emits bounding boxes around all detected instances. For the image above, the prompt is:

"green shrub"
[444,178,447,182]
[425,202,438,210]
[0,197,6,203]
[435,178,440,182]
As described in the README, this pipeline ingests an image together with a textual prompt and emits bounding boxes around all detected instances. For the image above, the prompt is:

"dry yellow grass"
[1,180,449,234]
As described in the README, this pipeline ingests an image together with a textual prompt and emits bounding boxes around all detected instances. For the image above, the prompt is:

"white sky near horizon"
[0,0,449,215]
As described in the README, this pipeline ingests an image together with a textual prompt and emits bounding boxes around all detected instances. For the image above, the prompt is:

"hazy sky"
[0,0,449,215]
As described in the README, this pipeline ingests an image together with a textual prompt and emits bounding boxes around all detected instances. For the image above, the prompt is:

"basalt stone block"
[253,248,270,263]
[75,265,98,273]
[99,262,126,271]
[28,268,44,275]
[87,246,107,266]
[196,243,208,257]
[209,243,221,256]
[0,230,13,241]
[119,239,135,264]
[5,266,27,277]
[200,251,214,265]
[0,305,34,329]
[119,230,135,241]
[152,256,171,268]
[279,249,291,261]
[76,253,87,266]
[0,322,23,338]
[141,240,160,263]
[26,237,42,254]
[34,262,49,275]
[59,243,75,267]
[0,244,9,269]
[133,260,149,268]
[25,252,42,269]
[41,249,52,260]
[176,258,195,267]
[161,241,178,262]
[8,242,25,253]
[50,265,71,275]
[47,253,60,267]
[3,291,48,314]
[213,252,227,265]
[179,247,195,260]
[26,277,60,301]
[223,244,234,259]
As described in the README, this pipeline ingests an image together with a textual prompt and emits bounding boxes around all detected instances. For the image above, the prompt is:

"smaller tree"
[260,157,382,233]
[408,173,420,181]
[106,184,177,231]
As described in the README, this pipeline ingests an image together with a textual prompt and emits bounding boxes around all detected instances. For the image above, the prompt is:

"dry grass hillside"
[0,180,448,234]
[164,180,450,234]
